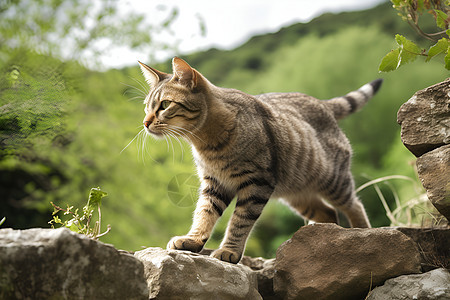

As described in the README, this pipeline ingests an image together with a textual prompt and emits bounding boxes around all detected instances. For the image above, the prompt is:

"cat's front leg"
[212,182,273,263]
[167,176,233,253]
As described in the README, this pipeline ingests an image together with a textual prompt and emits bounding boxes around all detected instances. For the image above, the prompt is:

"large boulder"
[274,223,422,300]
[0,228,149,300]
[397,78,450,157]
[397,79,450,221]
[134,247,261,300]
[367,268,450,300]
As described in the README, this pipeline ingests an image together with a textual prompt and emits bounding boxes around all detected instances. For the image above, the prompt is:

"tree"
[0,0,178,228]
[0,0,178,66]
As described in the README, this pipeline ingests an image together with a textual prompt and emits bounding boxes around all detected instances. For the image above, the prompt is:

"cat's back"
[255,92,338,133]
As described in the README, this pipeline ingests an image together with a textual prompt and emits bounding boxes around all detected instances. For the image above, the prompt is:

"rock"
[274,223,422,300]
[367,268,450,300]
[397,78,450,157]
[416,144,450,221]
[393,227,450,272]
[0,228,149,300]
[397,78,450,222]
[134,247,261,300]
[201,249,276,299]
[240,256,276,300]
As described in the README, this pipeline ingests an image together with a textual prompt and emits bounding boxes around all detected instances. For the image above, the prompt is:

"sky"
[101,0,386,68]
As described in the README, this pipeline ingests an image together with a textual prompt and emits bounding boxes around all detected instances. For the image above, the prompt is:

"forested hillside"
[1,1,447,258]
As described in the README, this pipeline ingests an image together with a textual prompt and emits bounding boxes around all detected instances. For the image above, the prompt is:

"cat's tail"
[325,79,383,120]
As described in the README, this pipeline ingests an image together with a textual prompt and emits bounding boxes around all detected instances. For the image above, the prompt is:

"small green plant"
[49,187,111,240]
[379,0,450,72]
[0,217,5,227]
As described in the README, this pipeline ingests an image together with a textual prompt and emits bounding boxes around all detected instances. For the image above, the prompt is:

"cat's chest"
[191,147,243,189]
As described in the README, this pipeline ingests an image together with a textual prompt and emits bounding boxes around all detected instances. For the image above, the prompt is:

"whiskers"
[122,77,149,102]
[120,125,201,165]
[120,127,156,164]
[168,125,206,145]
[161,126,187,162]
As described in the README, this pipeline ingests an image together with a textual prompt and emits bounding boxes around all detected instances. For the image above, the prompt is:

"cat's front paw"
[211,248,242,264]
[167,236,204,253]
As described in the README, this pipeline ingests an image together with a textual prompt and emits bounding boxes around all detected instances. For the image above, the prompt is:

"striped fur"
[139,58,383,264]
[326,78,383,120]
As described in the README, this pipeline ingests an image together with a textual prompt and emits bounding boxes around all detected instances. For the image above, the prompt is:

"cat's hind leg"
[283,194,339,225]
[321,172,371,228]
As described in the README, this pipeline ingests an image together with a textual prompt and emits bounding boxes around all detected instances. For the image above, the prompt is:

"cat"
[138,57,382,264]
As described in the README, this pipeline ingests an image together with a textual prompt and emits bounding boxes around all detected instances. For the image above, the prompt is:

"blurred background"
[1,0,447,258]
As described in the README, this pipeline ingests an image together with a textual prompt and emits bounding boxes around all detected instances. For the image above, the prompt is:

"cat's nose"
[143,114,154,128]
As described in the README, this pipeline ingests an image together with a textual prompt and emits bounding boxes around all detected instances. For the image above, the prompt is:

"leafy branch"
[49,187,110,240]
[379,0,450,71]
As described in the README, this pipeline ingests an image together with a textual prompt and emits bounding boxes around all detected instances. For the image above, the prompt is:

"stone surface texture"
[397,78,450,157]
[0,228,149,300]
[134,247,261,300]
[367,268,450,300]
[416,144,450,221]
[274,223,422,300]
[240,256,276,300]
[393,227,450,271]
[397,79,450,221]
[2,225,448,299]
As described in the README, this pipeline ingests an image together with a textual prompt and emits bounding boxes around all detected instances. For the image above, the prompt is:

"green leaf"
[66,219,80,233]
[395,34,422,65]
[0,217,6,226]
[435,9,449,29]
[445,46,450,70]
[427,38,449,61]
[379,48,401,72]
[86,187,108,210]
[446,29,450,37]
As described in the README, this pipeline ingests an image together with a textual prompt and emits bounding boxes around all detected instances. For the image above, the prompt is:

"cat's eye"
[160,100,171,110]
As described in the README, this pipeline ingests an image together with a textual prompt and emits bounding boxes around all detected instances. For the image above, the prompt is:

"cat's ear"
[138,61,168,88]
[171,57,198,89]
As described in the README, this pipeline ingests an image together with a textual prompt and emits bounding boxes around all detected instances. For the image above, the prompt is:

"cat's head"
[139,57,208,139]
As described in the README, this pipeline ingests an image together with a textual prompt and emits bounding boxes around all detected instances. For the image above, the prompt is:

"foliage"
[0,0,178,66]
[0,54,72,155]
[379,0,450,71]
[0,0,179,230]
[49,187,110,240]
[0,52,79,228]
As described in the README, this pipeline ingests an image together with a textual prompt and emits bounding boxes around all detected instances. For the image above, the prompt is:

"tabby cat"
[138,57,382,264]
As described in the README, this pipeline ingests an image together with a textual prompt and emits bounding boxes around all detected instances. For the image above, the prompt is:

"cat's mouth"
[144,126,164,137]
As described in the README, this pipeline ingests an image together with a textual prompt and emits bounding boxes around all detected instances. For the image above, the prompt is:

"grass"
[357,175,446,227]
